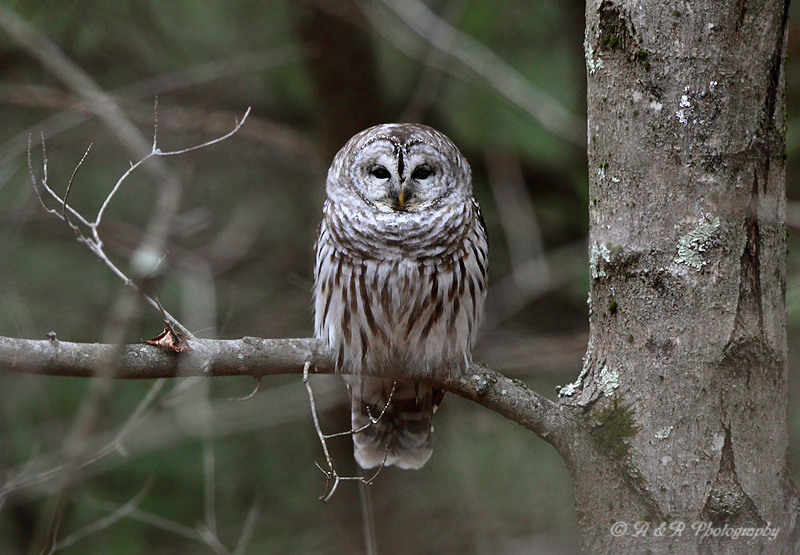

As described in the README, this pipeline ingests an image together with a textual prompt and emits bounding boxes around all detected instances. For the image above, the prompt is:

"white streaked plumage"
[314,124,487,469]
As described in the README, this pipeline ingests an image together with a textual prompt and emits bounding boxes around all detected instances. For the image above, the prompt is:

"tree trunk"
[561,0,799,552]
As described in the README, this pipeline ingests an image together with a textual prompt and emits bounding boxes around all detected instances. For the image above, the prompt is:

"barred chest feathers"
[314,196,487,380]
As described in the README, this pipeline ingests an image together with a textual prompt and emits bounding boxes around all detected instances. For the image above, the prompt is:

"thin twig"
[61,143,93,233]
[38,494,68,555]
[232,492,261,555]
[322,382,396,439]
[358,480,379,555]
[27,134,51,216]
[228,376,263,402]
[152,96,159,151]
[26,133,89,227]
[93,107,251,229]
[154,108,252,157]
[203,439,218,538]
[29,133,92,227]
[26,107,250,337]
[84,496,204,542]
[51,478,155,552]
[303,364,335,490]
[303,363,390,501]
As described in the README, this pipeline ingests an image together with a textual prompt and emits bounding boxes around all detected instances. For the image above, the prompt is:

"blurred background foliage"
[0,1,797,553]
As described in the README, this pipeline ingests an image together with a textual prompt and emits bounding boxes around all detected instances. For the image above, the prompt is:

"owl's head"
[326,124,472,213]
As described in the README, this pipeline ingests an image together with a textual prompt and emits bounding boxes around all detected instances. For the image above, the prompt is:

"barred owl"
[314,124,487,469]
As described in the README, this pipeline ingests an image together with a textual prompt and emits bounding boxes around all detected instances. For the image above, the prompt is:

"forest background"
[1,1,799,553]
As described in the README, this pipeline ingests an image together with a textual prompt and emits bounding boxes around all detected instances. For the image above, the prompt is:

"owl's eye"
[371,166,390,179]
[411,167,433,180]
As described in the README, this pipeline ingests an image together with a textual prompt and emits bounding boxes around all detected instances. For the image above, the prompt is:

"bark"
[562,0,799,551]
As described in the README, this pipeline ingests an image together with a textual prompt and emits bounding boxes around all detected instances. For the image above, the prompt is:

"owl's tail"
[347,377,441,470]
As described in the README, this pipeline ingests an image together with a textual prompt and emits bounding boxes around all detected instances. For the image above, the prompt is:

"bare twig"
[50,478,155,552]
[27,133,92,228]
[5,4,252,347]
[322,381,396,439]
[303,362,340,500]
[228,376,263,402]
[232,493,261,555]
[94,105,251,235]
[358,480,379,555]
[61,143,93,233]
[84,496,205,542]
[1,6,188,295]
[303,363,389,502]
[26,106,251,336]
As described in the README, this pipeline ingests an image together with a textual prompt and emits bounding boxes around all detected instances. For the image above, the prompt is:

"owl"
[314,124,488,469]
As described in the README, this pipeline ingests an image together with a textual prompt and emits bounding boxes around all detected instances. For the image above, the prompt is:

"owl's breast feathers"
[319,196,483,264]
[314,196,487,380]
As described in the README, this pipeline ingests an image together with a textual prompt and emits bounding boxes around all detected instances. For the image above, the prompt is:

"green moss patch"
[591,399,640,457]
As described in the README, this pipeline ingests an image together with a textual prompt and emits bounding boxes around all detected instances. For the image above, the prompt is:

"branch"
[0,335,573,450]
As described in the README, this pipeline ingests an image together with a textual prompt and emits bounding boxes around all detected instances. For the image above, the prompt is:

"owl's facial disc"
[354,140,444,212]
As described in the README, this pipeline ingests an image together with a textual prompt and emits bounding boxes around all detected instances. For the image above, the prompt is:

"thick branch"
[0,335,573,450]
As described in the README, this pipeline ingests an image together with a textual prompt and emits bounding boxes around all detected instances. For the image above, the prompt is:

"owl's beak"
[388,182,414,211]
